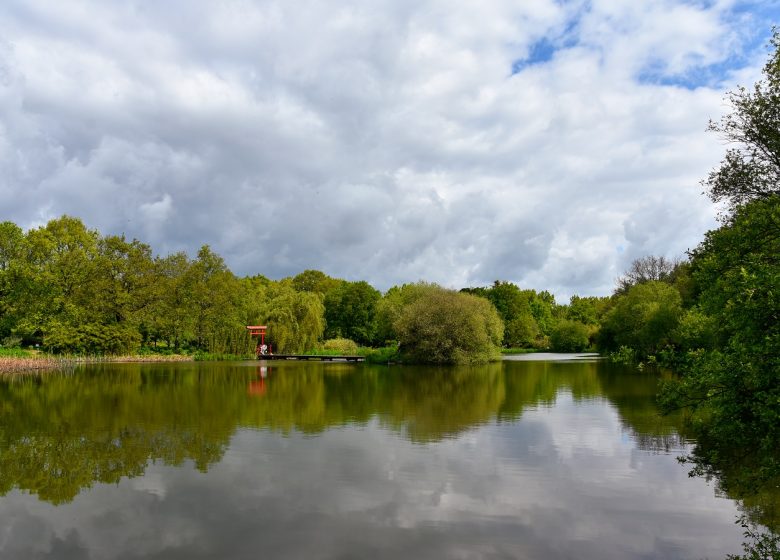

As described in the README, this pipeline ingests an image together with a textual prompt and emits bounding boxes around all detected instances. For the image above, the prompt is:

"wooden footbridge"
[258,354,365,362]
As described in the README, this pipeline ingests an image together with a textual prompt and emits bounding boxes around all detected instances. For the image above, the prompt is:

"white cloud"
[0,0,773,297]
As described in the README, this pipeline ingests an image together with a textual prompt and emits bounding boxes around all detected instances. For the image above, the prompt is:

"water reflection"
[0,360,759,558]
[0,361,689,504]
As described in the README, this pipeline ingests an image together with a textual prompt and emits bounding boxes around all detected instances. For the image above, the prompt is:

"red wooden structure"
[246,325,271,356]
[248,366,270,396]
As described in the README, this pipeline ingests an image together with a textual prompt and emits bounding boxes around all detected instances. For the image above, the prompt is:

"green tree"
[258,281,325,354]
[375,283,433,344]
[598,281,682,357]
[462,281,542,347]
[188,245,243,353]
[22,217,106,352]
[394,284,503,364]
[527,289,556,336]
[324,280,381,345]
[671,307,716,353]
[291,269,337,295]
[658,32,780,509]
[0,222,26,342]
[550,320,590,352]
[704,30,780,211]
[566,295,608,325]
[149,252,196,349]
[663,196,780,492]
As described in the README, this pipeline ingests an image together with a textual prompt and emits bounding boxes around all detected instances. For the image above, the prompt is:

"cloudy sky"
[0,1,777,300]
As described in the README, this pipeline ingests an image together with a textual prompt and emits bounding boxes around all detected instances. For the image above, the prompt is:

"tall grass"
[193,352,254,361]
[0,347,35,358]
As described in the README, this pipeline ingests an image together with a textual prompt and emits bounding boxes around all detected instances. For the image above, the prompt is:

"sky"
[0,0,778,301]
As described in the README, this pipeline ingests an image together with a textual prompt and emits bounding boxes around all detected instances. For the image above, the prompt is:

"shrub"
[549,320,589,352]
[322,338,359,355]
[363,345,400,364]
[394,285,503,364]
[1,336,22,348]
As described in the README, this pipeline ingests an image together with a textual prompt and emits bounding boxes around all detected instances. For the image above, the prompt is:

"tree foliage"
[0,217,327,356]
[662,196,780,492]
[550,320,590,352]
[597,281,682,357]
[651,32,780,527]
[704,30,780,212]
[461,281,550,347]
[323,280,381,345]
[394,284,504,364]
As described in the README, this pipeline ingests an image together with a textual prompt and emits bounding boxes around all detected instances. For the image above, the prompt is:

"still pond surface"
[0,356,748,559]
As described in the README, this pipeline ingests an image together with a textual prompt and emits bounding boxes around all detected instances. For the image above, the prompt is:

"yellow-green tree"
[394,284,503,364]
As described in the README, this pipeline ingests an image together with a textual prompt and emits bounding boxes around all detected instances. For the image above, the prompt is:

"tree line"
[0,205,765,367]
[0,217,505,362]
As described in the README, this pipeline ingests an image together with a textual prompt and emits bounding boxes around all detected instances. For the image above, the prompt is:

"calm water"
[0,358,747,559]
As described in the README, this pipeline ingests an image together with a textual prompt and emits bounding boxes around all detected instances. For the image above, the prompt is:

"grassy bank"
[0,349,194,374]
[500,348,539,355]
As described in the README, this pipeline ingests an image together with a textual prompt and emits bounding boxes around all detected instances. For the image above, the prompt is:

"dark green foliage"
[661,196,780,494]
[0,222,26,340]
[504,313,540,348]
[44,321,141,355]
[671,307,717,352]
[324,280,381,345]
[549,320,590,352]
[597,281,683,357]
[655,34,780,537]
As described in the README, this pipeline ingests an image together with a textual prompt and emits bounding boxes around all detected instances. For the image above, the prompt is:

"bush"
[43,321,141,355]
[608,345,636,364]
[322,338,359,355]
[549,320,589,352]
[363,345,400,364]
[1,336,22,348]
[394,285,503,364]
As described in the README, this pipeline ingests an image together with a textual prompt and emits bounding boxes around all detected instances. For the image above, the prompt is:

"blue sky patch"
[511,38,557,74]
[638,21,775,90]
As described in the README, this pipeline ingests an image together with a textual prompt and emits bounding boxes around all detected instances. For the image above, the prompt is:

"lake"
[0,357,749,559]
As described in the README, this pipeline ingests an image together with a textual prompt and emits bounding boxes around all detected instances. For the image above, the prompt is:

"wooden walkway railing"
[258,354,364,362]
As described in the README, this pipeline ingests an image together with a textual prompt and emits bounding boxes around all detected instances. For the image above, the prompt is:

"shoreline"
[0,354,194,375]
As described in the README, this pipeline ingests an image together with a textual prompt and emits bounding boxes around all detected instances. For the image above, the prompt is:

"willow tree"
[257,281,325,354]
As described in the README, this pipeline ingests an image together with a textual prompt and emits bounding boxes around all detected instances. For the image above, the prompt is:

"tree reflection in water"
[0,359,775,537]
